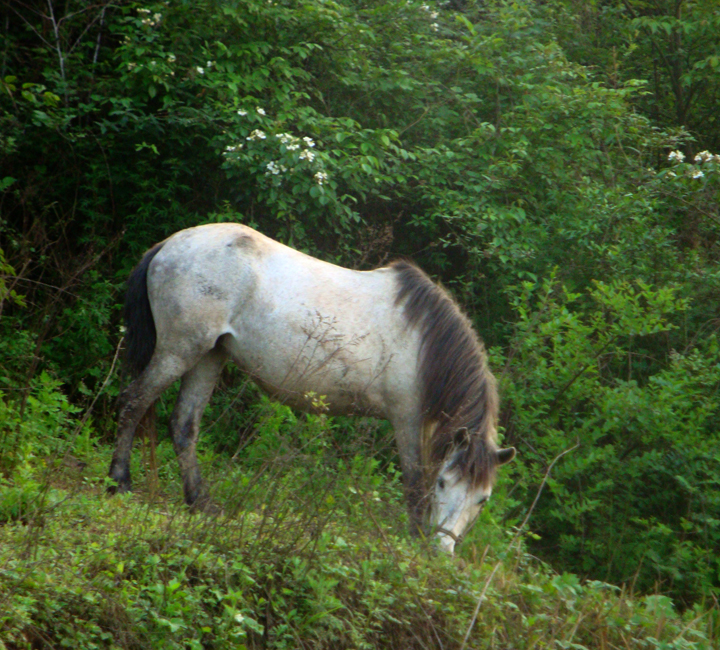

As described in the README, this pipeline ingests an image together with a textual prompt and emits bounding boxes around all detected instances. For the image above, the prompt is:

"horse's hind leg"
[108,353,189,494]
[169,346,228,507]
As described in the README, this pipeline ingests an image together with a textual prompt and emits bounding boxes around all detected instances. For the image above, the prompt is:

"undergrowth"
[1,406,718,650]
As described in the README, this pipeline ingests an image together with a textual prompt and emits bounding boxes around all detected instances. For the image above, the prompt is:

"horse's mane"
[392,260,500,488]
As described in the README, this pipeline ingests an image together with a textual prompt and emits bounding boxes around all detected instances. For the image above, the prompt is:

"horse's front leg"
[392,418,427,537]
[403,465,425,537]
[169,347,227,507]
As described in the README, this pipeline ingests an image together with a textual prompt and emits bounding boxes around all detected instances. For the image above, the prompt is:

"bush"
[499,275,720,604]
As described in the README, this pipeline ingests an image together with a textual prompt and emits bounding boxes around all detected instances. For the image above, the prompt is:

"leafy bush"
[499,274,720,604]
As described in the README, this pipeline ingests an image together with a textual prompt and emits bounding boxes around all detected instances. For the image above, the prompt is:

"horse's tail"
[124,243,164,377]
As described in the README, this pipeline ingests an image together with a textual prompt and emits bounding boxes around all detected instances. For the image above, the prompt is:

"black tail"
[124,243,164,377]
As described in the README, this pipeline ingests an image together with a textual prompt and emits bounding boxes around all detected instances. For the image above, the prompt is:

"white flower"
[276,133,302,150]
[714,154,720,164]
[167,54,176,63]
[314,171,328,185]
[691,170,704,179]
[303,136,315,148]
[299,149,315,162]
[196,66,205,75]
[256,107,266,116]
[139,10,161,27]
[430,11,439,19]
[237,109,248,116]
[265,161,288,176]
[207,61,213,68]
[694,150,712,163]
[431,22,439,31]
[224,143,243,154]
[247,129,266,140]
[668,150,684,163]
[666,171,676,178]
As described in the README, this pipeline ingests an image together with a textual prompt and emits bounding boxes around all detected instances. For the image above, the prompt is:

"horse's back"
[146,224,420,416]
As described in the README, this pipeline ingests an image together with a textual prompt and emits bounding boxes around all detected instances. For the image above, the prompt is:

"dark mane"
[392,260,500,488]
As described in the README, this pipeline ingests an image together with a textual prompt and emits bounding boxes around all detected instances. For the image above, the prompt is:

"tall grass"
[1,395,718,649]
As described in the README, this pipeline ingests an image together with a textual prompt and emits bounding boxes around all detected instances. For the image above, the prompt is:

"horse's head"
[430,428,515,554]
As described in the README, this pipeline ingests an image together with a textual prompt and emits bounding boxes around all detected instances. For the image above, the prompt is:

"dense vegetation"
[1,0,719,647]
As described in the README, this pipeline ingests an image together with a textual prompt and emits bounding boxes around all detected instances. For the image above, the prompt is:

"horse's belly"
[223,323,390,416]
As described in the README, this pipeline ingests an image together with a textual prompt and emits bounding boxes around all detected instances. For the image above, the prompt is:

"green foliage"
[0,419,717,649]
[0,246,25,311]
[499,274,720,604]
[0,372,84,524]
[545,0,720,151]
[0,373,80,474]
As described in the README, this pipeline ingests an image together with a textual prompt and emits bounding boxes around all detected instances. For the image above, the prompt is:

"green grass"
[1,440,718,650]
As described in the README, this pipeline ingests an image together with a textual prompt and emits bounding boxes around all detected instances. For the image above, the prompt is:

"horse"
[108,223,515,552]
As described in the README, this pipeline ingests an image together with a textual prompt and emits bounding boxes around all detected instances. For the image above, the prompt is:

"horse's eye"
[437,477,445,490]
[477,496,488,506]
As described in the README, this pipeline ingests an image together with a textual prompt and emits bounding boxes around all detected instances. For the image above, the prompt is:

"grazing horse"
[108,223,515,552]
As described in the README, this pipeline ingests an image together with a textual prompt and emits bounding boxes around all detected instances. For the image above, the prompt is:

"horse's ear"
[453,427,470,448]
[497,447,516,465]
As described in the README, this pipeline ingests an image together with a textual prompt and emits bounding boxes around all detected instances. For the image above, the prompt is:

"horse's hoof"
[107,482,132,495]
[188,492,217,515]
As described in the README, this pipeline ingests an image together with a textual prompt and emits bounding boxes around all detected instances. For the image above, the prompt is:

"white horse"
[108,223,515,552]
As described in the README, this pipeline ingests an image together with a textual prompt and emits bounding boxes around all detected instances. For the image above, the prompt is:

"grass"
[1,430,718,650]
